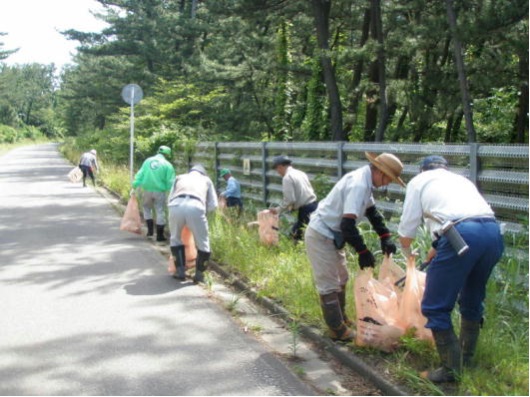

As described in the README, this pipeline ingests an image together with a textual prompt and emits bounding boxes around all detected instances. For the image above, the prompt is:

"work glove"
[380,235,397,255]
[358,249,375,270]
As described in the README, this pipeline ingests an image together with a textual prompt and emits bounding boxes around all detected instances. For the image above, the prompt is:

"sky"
[0,0,108,69]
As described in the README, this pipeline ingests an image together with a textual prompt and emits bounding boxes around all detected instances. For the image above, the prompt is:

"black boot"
[338,285,353,327]
[193,250,210,284]
[460,317,481,367]
[146,219,154,237]
[320,292,355,342]
[156,224,167,242]
[170,245,186,280]
[426,328,462,383]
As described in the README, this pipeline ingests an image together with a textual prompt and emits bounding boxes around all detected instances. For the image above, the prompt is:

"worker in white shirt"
[305,152,405,342]
[398,155,504,383]
[167,164,218,283]
[270,156,318,241]
[78,149,99,187]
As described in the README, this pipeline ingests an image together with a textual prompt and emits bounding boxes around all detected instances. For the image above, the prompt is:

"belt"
[455,216,496,224]
[298,201,318,210]
[176,194,201,202]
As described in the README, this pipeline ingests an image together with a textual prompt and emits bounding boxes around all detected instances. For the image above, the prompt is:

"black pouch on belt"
[331,229,345,249]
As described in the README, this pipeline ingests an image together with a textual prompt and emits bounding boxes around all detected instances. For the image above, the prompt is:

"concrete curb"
[210,262,409,396]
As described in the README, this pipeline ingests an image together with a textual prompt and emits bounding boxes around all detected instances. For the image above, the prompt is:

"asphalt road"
[0,143,315,396]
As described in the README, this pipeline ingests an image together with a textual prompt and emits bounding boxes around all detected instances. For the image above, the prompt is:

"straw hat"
[365,152,405,187]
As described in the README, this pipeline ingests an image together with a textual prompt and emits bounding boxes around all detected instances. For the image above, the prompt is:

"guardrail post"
[469,142,479,185]
[262,142,268,207]
[214,142,220,191]
[337,141,345,179]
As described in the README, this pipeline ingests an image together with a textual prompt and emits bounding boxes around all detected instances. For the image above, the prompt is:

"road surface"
[0,143,315,396]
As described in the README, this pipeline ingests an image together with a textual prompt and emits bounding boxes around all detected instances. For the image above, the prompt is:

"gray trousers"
[142,191,167,225]
[168,197,210,252]
[304,226,349,295]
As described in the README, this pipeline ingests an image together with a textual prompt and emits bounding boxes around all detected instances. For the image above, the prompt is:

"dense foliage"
[2,0,527,154]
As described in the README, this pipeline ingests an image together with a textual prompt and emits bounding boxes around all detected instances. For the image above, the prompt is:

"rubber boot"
[338,285,353,327]
[146,219,154,237]
[425,328,462,383]
[156,224,167,242]
[170,245,186,280]
[460,317,481,367]
[320,292,355,342]
[193,250,210,284]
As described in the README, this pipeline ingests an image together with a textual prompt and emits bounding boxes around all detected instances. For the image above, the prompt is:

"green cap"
[158,145,171,156]
[220,168,230,177]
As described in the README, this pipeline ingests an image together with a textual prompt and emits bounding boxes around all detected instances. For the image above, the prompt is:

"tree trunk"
[311,0,344,141]
[344,7,371,135]
[363,5,380,142]
[452,110,464,141]
[397,106,408,130]
[445,112,454,142]
[513,52,529,143]
[191,0,198,18]
[372,0,387,142]
[445,0,476,143]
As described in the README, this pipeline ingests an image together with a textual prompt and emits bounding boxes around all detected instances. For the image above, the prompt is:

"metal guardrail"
[190,141,528,241]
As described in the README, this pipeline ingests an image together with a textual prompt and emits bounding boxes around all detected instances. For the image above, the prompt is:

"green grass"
[209,209,529,396]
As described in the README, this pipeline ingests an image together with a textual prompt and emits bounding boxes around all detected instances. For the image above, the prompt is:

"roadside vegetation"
[60,139,529,396]
[0,126,49,155]
[207,207,528,396]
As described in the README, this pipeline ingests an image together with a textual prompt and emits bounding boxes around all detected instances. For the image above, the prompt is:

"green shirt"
[132,154,175,192]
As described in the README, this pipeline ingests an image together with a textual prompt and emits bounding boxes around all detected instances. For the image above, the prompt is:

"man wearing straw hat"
[304,152,405,342]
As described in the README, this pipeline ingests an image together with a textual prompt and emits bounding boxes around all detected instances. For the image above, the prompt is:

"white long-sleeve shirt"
[308,165,375,239]
[279,166,317,212]
[398,168,494,239]
[79,152,98,171]
[168,171,218,212]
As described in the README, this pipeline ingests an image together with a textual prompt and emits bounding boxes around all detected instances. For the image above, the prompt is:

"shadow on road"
[124,274,193,295]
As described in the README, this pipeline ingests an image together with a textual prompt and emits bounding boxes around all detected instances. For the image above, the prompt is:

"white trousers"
[168,197,210,252]
[304,226,349,295]
[142,191,166,225]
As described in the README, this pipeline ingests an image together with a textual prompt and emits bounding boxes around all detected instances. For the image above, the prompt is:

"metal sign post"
[121,84,143,182]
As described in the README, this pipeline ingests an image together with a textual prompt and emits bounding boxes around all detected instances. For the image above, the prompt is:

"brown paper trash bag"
[257,210,279,245]
[168,226,198,274]
[167,255,177,275]
[182,226,197,268]
[354,268,405,352]
[378,254,406,298]
[397,256,433,343]
[218,195,227,210]
[119,195,142,234]
[68,166,83,183]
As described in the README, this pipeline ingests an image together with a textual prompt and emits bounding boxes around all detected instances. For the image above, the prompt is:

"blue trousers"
[421,218,504,330]
[292,201,318,241]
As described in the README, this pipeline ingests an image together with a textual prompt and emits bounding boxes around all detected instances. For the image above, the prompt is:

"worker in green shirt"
[132,146,176,242]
